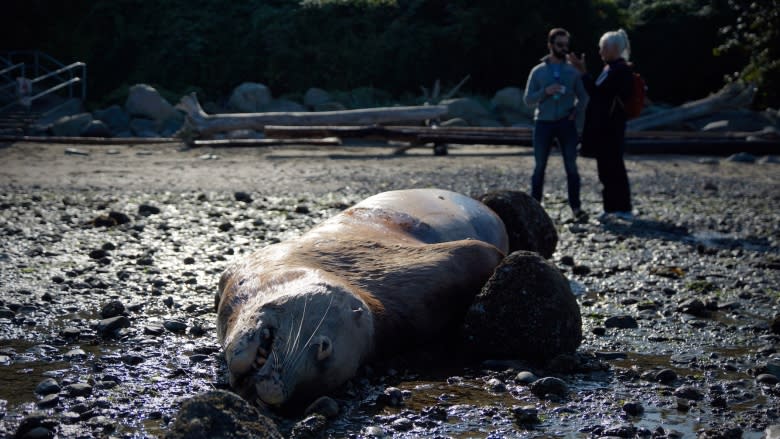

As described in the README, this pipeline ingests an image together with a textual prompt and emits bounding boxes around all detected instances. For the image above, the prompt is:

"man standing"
[524,28,588,222]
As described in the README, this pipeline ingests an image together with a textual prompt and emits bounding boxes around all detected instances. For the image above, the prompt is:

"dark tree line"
[4,0,774,108]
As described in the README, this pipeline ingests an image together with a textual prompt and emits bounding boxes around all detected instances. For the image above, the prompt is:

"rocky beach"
[0,140,778,438]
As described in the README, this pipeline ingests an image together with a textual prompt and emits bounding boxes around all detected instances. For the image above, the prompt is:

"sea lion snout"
[225,322,275,387]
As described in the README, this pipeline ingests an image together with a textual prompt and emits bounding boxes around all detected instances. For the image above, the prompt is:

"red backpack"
[621,69,647,119]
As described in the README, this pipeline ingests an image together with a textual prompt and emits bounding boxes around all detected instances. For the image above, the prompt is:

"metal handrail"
[30,62,84,85]
[0,62,24,77]
[0,51,87,115]
[24,77,81,104]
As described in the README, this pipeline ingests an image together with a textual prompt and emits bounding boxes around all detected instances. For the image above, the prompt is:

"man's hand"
[545,84,564,96]
[567,52,586,73]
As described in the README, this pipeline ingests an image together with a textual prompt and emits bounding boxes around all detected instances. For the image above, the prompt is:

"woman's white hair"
[600,29,631,61]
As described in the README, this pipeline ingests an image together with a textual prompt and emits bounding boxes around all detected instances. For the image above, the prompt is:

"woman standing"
[568,29,634,219]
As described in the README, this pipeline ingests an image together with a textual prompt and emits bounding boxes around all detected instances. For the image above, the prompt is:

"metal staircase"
[0,51,86,135]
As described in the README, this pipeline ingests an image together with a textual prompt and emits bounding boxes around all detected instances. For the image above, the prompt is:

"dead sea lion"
[216,188,508,407]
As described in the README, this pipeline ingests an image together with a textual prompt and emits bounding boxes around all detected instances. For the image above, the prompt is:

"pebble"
[604,315,638,329]
[756,373,779,385]
[673,385,704,401]
[677,298,708,317]
[122,354,145,365]
[64,383,93,397]
[654,369,678,384]
[560,255,575,266]
[37,394,59,408]
[64,148,89,156]
[377,387,404,407]
[514,371,538,384]
[512,405,540,424]
[530,377,568,398]
[138,204,161,216]
[572,265,591,275]
[35,378,60,395]
[63,348,87,360]
[163,320,187,333]
[234,192,253,203]
[304,396,339,419]
[391,417,414,431]
[486,378,506,392]
[290,414,327,437]
[622,401,644,416]
[100,300,125,318]
[19,426,54,439]
[144,325,164,336]
[96,316,130,335]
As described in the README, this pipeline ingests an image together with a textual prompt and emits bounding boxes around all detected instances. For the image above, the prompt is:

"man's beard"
[552,48,568,60]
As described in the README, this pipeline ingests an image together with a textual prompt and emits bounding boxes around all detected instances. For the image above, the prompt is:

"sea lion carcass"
[216,188,509,406]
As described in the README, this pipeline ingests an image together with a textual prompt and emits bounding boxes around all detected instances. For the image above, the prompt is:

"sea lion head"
[218,269,376,407]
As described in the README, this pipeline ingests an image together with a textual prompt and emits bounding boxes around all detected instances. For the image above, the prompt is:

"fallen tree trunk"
[192,137,341,147]
[0,135,179,145]
[263,125,533,144]
[176,93,447,138]
[628,82,756,131]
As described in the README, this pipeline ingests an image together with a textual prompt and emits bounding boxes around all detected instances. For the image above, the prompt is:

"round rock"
[514,371,538,385]
[530,377,568,398]
[463,251,582,361]
[101,300,125,319]
[164,390,282,439]
[477,190,558,258]
[304,396,339,419]
[35,378,61,395]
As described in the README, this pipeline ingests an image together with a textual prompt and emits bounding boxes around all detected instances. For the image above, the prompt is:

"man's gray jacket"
[524,56,588,122]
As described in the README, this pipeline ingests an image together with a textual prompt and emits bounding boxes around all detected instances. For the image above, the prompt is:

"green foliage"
[716,0,780,107]
[626,0,747,105]
[6,0,775,108]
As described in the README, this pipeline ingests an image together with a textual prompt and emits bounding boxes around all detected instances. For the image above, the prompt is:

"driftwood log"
[262,124,780,156]
[628,82,756,131]
[175,93,447,138]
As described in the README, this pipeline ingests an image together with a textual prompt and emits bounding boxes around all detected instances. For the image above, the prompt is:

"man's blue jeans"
[531,118,581,210]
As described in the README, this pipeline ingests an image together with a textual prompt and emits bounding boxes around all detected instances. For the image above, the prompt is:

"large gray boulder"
[94,105,130,133]
[463,251,582,362]
[35,98,84,127]
[227,82,272,113]
[491,86,534,118]
[125,84,179,122]
[51,113,93,137]
[267,98,307,113]
[80,120,112,138]
[130,118,159,137]
[165,390,282,439]
[303,87,333,109]
[441,97,491,125]
[314,101,347,112]
[477,190,558,259]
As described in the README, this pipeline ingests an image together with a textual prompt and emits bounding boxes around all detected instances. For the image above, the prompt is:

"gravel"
[0,141,778,438]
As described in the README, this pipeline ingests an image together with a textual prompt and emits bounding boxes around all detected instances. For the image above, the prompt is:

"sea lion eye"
[315,336,332,361]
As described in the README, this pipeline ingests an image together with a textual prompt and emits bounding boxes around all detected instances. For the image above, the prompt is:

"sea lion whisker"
[282,317,296,359]
[288,296,309,365]
[286,294,335,376]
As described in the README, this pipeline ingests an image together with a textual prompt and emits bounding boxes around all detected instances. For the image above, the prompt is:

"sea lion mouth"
[253,326,274,369]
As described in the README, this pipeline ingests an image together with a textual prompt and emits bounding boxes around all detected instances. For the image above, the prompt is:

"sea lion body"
[216,189,508,406]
